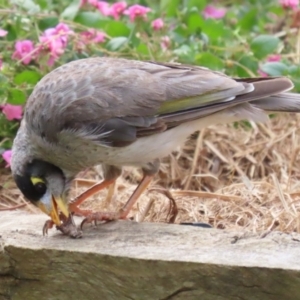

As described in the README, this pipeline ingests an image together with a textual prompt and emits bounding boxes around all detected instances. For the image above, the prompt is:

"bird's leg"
[69,179,116,216]
[69,165,122,216]
[80,160,160,228]
[80,174,154,228]
[102,181,116,208]
[118,174,153,218]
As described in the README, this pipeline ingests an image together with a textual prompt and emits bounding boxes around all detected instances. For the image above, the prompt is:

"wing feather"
[24,57,296,147]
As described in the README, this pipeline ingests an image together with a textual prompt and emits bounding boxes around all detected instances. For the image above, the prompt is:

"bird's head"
[13,159,70,225]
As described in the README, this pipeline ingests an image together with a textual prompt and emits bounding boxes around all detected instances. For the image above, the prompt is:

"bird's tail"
[251,92,300,112]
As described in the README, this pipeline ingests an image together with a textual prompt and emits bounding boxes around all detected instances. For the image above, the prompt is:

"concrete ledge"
[0,211,300,300]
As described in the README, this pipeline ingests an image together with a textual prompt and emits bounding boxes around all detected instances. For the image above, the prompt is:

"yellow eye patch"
[31,177,45,185]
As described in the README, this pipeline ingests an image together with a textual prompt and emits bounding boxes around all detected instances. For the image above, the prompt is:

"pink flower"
[161,36,171,50]
[258,54,281,76]
[109,1,127,20]
[93,31,106,43]
[151,18,164,31]
[267,54,281,62]
[1,104,23,120]
[88,0,99,7]
[97,1,111,16]
[81,0,99,7]
[0,29,8,37]
[124,4,151,22]
[56,23,72,36]
[39,23,73,66]
[258,69,268,77]
[11,40,34,65]
[280,0,299,9]
[2,150,12,168]
[203,5,226,19]
[80,29,106,44]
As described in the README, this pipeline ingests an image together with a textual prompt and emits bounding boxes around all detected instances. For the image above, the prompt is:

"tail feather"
[234,77,293,103]
[251,92,300,112]
[161,77,299,127]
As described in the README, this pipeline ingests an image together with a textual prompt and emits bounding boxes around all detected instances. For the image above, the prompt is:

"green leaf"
[250,35,280,59]
[74,12,104,28]
[186,0,206,10]
[106,37,128,51]
[5,25,17,41]
[173,45,192,57]
[195,52,224,70]
[0,74,9,84]
[160,0,180,17]
[136,43,149,56]
[11,0,40,13]
[187,13,204,34]
[104,21,130,37]
[38,17,59,31]
[288,65,300,77]
[36,0,48,10]
[201,19,231,41]
[236,55,259,77]
[7,89,26,105]
[14,71,41,85]
[237,9,257,31]
[261,62,288,76]
[61,0,81,20]
[292,78,300,93]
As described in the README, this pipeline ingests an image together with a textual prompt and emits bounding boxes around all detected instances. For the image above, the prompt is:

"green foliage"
[107,37,128,51]
[60,0,81,20]
[251,35,281,59]
[0,0,299,158]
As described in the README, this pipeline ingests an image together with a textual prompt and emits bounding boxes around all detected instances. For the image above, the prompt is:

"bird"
[10,57,300,236]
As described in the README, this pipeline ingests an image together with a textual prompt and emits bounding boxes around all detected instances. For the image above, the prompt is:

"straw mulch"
[1,112,300,233]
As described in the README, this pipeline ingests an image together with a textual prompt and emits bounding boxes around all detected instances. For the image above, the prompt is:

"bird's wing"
[25,57,294,147]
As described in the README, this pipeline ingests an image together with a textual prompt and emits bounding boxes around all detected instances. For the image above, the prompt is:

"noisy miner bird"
[11,57,300,237]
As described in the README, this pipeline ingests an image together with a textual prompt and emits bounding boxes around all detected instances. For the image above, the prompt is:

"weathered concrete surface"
[0,211,300,300]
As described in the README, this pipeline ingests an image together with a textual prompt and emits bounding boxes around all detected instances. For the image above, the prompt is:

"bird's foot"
[43,219,55,236]
[80,210,125,230]
[43,213,82,238]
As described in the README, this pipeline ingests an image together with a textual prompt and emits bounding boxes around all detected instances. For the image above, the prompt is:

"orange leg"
[69,179,116,216]
[80,174,154,229]
[119,174,153,218]
[102,180,116,208]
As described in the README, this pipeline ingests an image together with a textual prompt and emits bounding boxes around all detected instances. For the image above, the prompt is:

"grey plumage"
[10,57,300,229]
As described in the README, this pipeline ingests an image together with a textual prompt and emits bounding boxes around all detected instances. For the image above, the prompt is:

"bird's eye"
[34,182,47,195]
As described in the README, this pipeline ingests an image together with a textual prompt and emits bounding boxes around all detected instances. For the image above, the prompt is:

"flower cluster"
[82,1,152,22]
[9,23,72,66]
[0,104,22,167]
[38,23,73,66]
[280,0,299,9]
[203,5,226,19]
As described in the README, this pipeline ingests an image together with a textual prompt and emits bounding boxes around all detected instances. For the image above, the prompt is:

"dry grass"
[1,112,300,233]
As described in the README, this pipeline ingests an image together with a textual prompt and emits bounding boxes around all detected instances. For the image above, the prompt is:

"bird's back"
[15,57,300,171]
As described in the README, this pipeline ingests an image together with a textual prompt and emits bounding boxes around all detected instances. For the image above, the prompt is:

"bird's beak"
[37,195,69,225]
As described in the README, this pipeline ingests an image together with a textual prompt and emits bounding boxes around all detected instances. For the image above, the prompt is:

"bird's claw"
[43,219,55,236]
[80,211,121,230]
[42,213,82,238]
